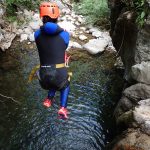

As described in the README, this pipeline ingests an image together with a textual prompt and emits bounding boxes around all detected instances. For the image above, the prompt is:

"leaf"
[141,11,145,19]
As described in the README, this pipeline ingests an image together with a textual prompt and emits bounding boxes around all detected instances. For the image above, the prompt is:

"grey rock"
[111,129,150,150]
[131,61,150,84]
[29,22,40,30]
[0,33,16,51]
[123,83,150,102]
[83,39,108,54]
[68,41,82,49]
[28,33,35,42]
[134,99,150,135]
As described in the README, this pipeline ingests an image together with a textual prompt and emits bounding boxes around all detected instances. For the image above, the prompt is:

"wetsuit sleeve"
[59,31,70,47]
[34,29,41,40]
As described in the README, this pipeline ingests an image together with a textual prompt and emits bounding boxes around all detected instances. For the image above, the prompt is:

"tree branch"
[0,93,21,104]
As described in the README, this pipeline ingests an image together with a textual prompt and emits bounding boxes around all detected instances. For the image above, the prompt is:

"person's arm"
[59,31,70,47]
[34,29,41,40]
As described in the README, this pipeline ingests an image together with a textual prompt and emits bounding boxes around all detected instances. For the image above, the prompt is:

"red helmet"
[40,2,60,19]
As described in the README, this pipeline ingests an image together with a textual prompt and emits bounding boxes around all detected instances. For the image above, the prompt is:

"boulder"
[20,34,28,42]
[68,41,82,49]
[134,99,150,135]
[29,22,40,31]
[83,39,108,54]
[110,129,150,150]
[131,62,150,84]
[79,35,87,41]
[123,83,150,102]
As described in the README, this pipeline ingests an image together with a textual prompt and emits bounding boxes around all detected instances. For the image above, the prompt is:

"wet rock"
[114,57,124,69]
[114,96,134,119]
[83,39,108,54]
[131,62,150,85]
[79,35,87,41]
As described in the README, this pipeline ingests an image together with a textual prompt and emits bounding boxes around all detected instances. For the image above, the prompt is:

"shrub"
[74,0,109,25]
[5,0,40,16]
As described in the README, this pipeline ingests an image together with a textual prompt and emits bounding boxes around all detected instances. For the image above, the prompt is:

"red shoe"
[58,107,68,119]
[43,98,52,108]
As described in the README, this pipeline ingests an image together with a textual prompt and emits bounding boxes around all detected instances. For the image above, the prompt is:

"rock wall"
[108,0,150,149]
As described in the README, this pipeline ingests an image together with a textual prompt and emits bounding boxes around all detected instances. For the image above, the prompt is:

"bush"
[74,0,109,25]
[5,0,40,16]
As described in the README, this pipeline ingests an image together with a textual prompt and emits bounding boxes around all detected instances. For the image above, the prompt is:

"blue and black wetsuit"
[34,22,70,108]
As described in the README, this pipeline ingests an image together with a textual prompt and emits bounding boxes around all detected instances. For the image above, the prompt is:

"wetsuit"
[34,22,70,108]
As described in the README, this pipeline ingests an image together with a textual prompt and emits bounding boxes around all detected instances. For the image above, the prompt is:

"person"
[34,2,70,119]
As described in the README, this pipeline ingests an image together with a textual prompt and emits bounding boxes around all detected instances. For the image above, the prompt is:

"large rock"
[123,83,150,102]
[131,61,150,84]
[134,99,150,135]
[110,129,150,150]
[83,39,108,54]
[135,15,150,63]
[0,29,16,51]
[58,21,76,33]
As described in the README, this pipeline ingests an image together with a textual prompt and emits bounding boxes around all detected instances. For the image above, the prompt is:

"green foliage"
[5,0,40,16]
[123,0,149,27]
[133,0,149,27]
[74,0,109,24]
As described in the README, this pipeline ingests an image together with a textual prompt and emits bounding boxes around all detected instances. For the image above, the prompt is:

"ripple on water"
[1,50,123,149]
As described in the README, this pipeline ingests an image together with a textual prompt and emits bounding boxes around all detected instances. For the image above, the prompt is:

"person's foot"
[43,98,52,108]
[58,107,68,119]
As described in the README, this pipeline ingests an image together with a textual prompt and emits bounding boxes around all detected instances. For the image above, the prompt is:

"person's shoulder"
[34,29,41,39]
[59,31,70,45]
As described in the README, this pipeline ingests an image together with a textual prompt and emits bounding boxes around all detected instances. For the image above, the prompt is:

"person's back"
[34,2,70,119]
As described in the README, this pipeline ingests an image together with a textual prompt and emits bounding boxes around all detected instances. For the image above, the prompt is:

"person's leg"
[58,85,70,119]
[48,89,56,99]
[60,85,70,107]
[43,89,56,107]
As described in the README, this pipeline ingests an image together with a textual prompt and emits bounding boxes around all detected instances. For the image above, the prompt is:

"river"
[0,46,124,150]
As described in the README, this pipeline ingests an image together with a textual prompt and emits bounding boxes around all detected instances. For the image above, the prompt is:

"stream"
[0,45,124,150]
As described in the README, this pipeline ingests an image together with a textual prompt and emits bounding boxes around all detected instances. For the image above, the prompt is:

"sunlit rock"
[0,33,16,51]
[83,39,108,54]
[29,22,40,31]
[58,21,76,33]
[28,33,35,42]
[68,41,82,49]
[20,34,28,42]
[79,35,87,41]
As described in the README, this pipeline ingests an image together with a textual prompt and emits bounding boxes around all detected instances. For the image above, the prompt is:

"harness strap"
[28,63,66,83]
[41,63,65,69]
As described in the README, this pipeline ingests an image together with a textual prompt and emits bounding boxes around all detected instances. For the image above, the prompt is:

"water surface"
[0,49,123,150]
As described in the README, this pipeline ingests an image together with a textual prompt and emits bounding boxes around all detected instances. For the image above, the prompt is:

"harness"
[28,63,72,83]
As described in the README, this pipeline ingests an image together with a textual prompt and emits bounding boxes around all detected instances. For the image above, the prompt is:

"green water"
[0,48,124,150]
